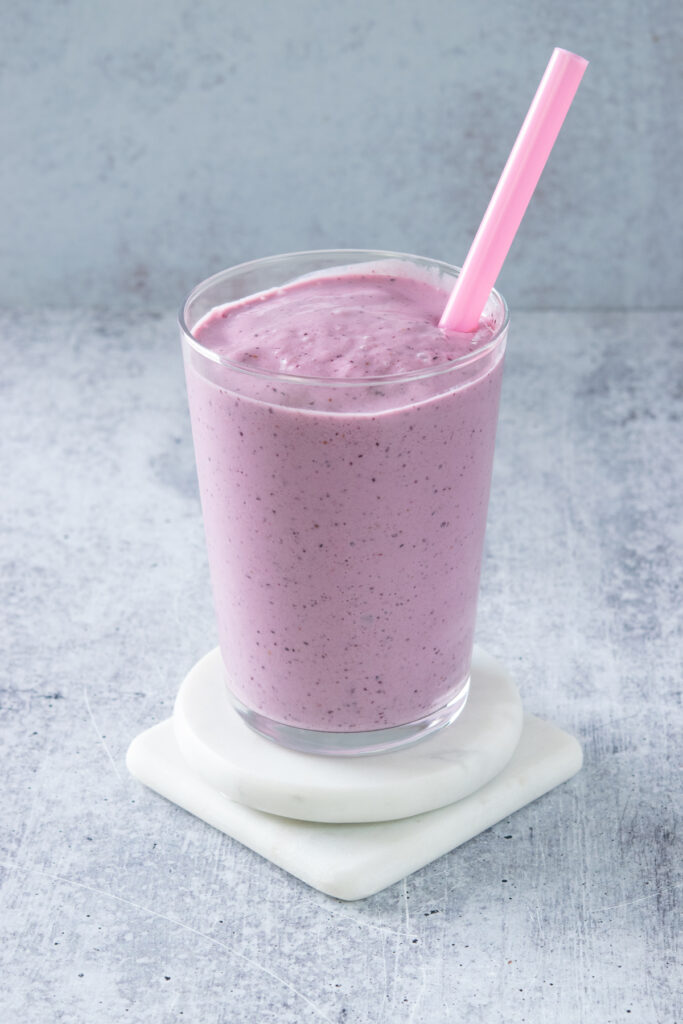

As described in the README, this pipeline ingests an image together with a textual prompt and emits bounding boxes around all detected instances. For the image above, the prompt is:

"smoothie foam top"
[192,263,501,380]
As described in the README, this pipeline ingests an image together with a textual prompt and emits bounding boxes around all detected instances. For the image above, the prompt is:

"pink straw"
[439,48,588,333]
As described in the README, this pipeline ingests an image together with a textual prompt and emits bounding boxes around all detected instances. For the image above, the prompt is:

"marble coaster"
[172,645,524,823]
[127,647,582,899]
[126,713,582,900]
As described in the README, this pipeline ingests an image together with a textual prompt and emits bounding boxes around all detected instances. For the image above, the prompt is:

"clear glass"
[180,250,509,756]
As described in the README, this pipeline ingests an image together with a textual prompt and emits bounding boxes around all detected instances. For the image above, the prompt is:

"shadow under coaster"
[127,646,582,901]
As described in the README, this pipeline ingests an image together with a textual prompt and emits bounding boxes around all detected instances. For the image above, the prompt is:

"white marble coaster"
[126,713,582,900]
[172,645,524,823]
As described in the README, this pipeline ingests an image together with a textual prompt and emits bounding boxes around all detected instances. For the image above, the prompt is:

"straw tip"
[553,47,589,70]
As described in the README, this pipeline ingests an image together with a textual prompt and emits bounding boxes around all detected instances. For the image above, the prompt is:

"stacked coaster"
[127,647,582,900]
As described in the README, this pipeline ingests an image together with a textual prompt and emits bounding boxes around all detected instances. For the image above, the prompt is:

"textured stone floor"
[1,309,680,1022]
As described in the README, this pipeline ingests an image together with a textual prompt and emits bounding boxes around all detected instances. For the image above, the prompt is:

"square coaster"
[127,714,581,900]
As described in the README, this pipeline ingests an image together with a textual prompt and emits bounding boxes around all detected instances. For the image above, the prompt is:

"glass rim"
[178,248,510,388]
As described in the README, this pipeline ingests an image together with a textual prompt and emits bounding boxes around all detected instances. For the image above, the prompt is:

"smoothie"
[182,254,507,742]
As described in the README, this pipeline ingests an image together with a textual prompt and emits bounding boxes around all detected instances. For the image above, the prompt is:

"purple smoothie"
[184,261,506,734]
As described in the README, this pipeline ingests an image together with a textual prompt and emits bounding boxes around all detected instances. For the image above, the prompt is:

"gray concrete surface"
[1,309,680,1022]
[2,0,682,311]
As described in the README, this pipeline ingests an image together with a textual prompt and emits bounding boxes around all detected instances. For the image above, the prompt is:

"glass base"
[228,677,471,757]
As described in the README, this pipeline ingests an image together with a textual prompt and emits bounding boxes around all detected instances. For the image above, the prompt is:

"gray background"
[2,0,681,311]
